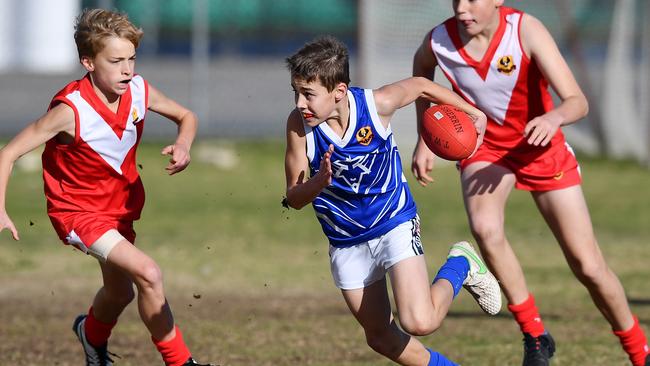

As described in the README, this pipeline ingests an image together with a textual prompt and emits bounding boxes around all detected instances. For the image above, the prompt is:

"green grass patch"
[1,140,649,365]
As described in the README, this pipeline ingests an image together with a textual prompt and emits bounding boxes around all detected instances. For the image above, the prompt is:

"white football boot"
[448,241,502,315]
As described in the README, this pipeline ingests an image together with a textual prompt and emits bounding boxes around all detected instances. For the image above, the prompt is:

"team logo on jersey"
[355,126,373,145]
[131,108,141,124]
[332,154,374,193]
[497,55,516,75]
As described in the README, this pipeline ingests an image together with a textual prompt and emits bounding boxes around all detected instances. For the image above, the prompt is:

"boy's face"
[291,78,346,127]
[81,36,136,98]
[452,0,503,36]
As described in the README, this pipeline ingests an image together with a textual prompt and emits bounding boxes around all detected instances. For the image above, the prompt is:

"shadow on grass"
[445,310,563,321]
[629,298,650,306]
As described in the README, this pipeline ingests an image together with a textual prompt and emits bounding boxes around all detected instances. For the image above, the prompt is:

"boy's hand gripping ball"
[421,104,478,160]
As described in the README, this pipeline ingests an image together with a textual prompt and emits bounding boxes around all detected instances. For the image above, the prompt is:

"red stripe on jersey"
[444,8,508,81]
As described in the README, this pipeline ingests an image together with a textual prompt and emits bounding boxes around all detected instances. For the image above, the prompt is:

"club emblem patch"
[356,126,373,145]
[497,55,516,75]
[131,108,141,124]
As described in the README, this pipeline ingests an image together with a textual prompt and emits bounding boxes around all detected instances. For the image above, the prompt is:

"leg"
[533,186,648,365]
[106,240,205,365]
[342,278,455,366]
[533,185,634,329]
[105,240,175,341]
[331,222,458,366]
[76,260,135,350]
[389,255,454,336]
[68,222,208,365]
[463,162,554,365]
[91,260,136,323]
[461,162,529,305]
[72,231,137,365]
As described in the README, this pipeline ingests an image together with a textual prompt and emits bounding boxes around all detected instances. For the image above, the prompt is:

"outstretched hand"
[0,211,19,241]
[314,144,334,188]
[161,143,191,175]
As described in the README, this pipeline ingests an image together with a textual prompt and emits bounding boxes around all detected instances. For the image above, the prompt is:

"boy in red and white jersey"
[0,9,212,366]
[411,1,649,365]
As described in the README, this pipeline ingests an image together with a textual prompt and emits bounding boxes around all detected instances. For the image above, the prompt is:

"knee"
[400,315,441,336]
[365,328,406,357]
[572,257,608,286]
[134,261,164,291]
[470,218,504,247]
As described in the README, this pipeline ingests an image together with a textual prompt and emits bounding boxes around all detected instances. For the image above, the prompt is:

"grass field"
[0,140,649,365]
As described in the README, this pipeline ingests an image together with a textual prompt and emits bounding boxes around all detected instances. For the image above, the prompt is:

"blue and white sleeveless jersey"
[305,87,417,247]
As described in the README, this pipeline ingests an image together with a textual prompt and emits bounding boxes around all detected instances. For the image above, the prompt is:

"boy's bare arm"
[413,34,440,137]
[374,77,486,140]
[521,14,588,146]
[0,103,74,239]
[284,110,332,210]
[410,35,440,186]
[147,84,198,175]
[375,77,482,119]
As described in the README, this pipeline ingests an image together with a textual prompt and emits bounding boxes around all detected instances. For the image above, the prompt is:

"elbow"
[283,194,306,210]
[0,149,15,172]
[581,98,589,119]
[573,94,589,120]
[291,202,306,210]
[179,110,199,127]
[0,149,10,165]
[412,76,430,88]
[188,111,199,129]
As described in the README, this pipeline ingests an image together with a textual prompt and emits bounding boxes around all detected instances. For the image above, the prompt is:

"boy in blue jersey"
[284,35,501,366]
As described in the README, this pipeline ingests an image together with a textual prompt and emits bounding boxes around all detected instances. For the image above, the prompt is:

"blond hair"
[74,8,143,59]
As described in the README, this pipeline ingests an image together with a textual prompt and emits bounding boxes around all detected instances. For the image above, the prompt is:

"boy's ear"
[80,56,94,72]
[334,82,348,102]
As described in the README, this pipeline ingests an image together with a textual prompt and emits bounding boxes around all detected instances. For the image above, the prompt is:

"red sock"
[84,307,117,347]
[507,294,545,337]
[152,325,192,366]
[614,316,649,366]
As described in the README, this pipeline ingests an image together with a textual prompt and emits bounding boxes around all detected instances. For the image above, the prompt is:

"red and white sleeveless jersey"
[429,7,565,151]
[42,73,148,220]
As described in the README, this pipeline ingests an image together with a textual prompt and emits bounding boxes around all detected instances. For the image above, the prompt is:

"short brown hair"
[74,8,143,59]
[286,36,350,92]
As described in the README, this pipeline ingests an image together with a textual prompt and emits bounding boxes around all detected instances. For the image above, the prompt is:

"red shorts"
[459,142,582,191]
[48,212,136,249]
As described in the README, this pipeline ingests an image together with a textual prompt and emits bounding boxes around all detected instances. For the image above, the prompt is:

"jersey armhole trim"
[364,89,391,139]
[133,75,149,111]
[51,97,81,146]
[516,12,531,64]
[303,121,315,162]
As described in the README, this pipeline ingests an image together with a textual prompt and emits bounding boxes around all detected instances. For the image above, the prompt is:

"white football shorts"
[329,216,424,290]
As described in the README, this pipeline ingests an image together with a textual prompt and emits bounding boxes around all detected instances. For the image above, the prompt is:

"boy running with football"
[411,1,649,365]
[284,35,499,366]
[0,9,212,366]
